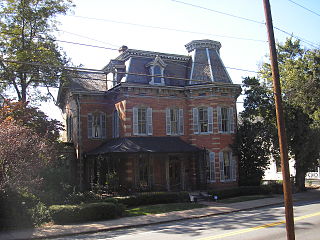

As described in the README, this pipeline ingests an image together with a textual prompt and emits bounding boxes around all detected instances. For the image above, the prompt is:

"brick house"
[57,39,241,192]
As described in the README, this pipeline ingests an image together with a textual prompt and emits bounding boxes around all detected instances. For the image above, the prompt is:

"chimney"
[118,45,128,53]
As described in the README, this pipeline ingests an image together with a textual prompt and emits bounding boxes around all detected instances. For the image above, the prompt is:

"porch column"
[165,158,170,191]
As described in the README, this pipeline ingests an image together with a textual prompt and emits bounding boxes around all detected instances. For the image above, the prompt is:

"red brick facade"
[58,40,241,191]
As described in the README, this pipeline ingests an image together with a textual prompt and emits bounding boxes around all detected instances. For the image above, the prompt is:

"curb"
[29,200,285,239]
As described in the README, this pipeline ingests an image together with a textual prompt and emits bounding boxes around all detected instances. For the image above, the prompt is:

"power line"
[171,0,320,49]
[67,15,266,43]
[171,0,265,25]
[273,26,320,48]
[288,0,320,17]
[58,30,120,48]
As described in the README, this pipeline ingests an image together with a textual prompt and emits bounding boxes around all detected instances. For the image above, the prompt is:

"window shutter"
[147,107,153,135]
[219,152,225,182]
[115,111,120,138]
[208,107,213,133]
[133,107,138,135]
[228,107,235,133]
[101,113,106,139]
[209,152,215,181]
[232,154,237,181]
[87,113,93,138]
[179,108,184,135]
[217,106,222,133]
[192,108,199,134]
[166,108,171,135]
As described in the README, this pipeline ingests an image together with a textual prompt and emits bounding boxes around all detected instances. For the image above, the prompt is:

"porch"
[85,137,205,192]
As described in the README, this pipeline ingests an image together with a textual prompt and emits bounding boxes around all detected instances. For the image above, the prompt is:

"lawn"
[126,202,206,216]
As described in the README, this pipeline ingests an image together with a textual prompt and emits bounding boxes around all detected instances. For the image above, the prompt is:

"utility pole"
[263,0,295,239]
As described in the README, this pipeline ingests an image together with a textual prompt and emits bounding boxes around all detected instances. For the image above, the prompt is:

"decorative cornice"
[116,49,190,62]
[185,39,221,53]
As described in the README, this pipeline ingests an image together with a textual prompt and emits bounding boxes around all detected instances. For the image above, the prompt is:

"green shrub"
[0,187,50,230]
[64,191,119,204]
[117,192,189,207]
[49,202,124,224]
[208,186,273,200]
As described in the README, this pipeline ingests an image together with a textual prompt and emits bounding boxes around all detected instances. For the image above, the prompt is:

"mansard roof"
[103,40,233,87]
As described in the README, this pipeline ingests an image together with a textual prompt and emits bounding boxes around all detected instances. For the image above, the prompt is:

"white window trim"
[166,108,184,136]
[149,65,165,86]
[219,151,236,182]
[133,107,153,136]
[88,112,106,139]
[217,106,235,134]
[193,107,213,134]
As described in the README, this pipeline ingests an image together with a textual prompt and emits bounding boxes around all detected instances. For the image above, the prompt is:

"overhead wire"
[171,0,320,49]
[288,0,320,17]
[67,15,266,43]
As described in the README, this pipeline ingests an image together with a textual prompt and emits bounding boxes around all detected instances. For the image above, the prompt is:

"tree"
[236,74,320,191]
[0,0,74,102]
[0,100,63,142]
[0,100,63,191]
[232,120,273,186]
[0,120,56,191]
[260,38,320,123]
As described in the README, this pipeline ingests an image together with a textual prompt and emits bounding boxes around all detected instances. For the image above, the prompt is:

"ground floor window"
[136,156,153,189]
[219,151,236,182]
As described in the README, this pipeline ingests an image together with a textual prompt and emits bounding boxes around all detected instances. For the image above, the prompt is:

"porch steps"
[188,191,212,202]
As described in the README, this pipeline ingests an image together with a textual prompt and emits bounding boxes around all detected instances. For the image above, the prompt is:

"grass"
[218,194,273,203]
[125,202,206,216]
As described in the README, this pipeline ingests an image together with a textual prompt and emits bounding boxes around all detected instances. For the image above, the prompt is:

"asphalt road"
[50,200,320,240]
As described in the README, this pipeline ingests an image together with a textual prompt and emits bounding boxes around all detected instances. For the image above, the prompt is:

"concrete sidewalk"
[1,189,319,240]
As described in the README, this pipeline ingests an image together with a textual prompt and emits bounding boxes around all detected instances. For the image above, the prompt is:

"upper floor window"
[112,110,120,138]
[219,151,236,182]
[133,107,153,136]
[166,108,184,135]
[217,107,234,133]
[88,112,106,139]
[146,56,167,86]
[193,107,213,134]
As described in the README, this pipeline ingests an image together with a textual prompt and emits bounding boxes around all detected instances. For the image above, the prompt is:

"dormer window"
[146,56,167,86]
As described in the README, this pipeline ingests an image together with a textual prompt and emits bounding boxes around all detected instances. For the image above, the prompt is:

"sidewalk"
[1,189,319,240]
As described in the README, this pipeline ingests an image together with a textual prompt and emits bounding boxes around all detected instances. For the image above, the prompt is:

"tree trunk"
[295,167,306,192]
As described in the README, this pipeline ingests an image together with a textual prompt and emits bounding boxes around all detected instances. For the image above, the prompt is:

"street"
[50,200,320,240]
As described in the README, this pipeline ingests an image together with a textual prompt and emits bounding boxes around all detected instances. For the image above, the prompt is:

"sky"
[36,0,320,122]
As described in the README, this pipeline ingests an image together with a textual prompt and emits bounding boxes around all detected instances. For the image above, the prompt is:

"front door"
[169,156,181,190]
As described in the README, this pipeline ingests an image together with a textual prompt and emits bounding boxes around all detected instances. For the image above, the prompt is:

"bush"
[0,187,50,230]
[64,191,119,205]
[208,186,273,200]
[49,202,125,224]
[117,192,190,207]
